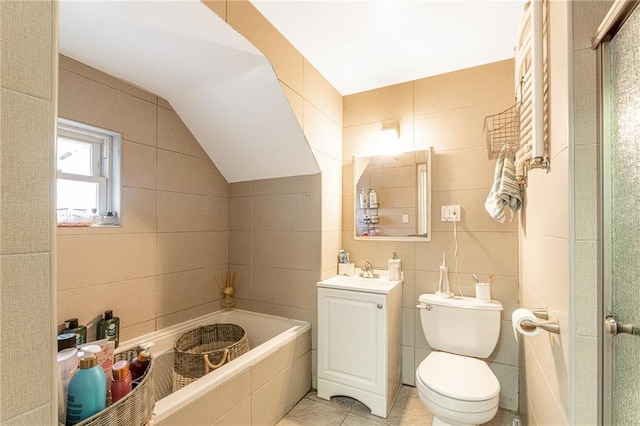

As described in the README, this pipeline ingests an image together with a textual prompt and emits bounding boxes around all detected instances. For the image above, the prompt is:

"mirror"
[354,148,431,241]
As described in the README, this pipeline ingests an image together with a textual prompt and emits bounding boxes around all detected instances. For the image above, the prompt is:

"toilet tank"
[418,293,503,358]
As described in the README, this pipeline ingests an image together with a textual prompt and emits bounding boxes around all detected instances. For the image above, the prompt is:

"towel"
[485,147,523,223]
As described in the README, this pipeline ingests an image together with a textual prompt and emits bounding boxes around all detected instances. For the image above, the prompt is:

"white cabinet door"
[318,287,386,395]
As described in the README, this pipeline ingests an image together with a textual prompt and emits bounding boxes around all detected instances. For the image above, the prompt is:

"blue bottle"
[65,345,106,425]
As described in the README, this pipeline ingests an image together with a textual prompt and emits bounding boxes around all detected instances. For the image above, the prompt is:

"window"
[56,118,121,226]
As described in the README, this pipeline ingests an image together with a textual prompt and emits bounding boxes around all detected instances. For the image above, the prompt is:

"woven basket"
[172,323,249,391]
[75,347,155,426]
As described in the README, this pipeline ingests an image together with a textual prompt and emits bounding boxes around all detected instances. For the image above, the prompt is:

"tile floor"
[276,386,520,426]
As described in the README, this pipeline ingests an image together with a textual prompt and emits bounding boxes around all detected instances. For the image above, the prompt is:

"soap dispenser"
[436,253,453,298]
[97,310,120,348]
[388,252,402,281]
[66,345,107,425]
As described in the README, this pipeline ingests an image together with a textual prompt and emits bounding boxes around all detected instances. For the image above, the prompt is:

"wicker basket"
[173,323,249,391]
[75,347,155,426]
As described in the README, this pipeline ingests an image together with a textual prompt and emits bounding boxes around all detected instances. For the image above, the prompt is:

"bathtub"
[118,309,312,425]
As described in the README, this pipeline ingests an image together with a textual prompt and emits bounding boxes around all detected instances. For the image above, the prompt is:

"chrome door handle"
[604,314,640,336]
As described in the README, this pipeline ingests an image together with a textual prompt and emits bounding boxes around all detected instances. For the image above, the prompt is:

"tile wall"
[0,1,56,424]
[56,55,230,341]
[342,59,520,411]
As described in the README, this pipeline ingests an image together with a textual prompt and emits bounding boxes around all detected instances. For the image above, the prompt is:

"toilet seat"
[416,352,500,413]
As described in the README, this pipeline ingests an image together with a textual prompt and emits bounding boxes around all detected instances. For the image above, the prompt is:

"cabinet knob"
[377,303,383,309]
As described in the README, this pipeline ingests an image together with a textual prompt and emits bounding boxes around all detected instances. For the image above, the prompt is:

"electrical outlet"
[441,205,461,222]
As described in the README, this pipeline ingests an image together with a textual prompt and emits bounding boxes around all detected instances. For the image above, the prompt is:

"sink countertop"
[317,271,402,294]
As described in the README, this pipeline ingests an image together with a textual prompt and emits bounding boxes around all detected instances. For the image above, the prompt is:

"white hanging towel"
[485,147,523,223]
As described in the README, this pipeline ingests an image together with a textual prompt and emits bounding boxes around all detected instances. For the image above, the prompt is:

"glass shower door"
[601,3,640,424]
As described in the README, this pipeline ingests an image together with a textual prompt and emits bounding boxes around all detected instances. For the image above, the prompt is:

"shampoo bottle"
[66,345,107,425]
[359,188,369,209]
[368,188,378,208]
[97,310,120,348]
[110,360,132,403]
[129,342,153,384]
[388,252,402,281]
[61,318,87,346]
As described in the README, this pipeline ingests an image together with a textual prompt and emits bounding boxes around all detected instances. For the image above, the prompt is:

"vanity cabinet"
[317,275,402,418]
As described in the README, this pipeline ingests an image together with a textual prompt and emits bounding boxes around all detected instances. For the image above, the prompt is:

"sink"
[317,271,402,295]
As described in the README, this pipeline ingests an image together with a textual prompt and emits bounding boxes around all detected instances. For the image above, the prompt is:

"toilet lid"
[417,352,500,401]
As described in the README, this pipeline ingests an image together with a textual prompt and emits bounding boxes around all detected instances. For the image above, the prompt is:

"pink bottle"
[110,360,132,403]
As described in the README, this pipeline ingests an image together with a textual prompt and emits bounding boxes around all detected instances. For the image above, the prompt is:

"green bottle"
[97,310,120,348]
[61,318,87,346]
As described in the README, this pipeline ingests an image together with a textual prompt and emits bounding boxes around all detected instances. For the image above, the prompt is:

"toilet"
[416,293,503,426]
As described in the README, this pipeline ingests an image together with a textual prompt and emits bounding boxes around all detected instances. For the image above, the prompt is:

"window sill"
[57,224,122,235]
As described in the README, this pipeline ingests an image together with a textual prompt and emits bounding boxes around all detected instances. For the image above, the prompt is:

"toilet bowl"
[416,352,500,426]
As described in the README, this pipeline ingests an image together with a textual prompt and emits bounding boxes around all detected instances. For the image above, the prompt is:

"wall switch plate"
[441,205,461,222]
[402,214,410,223]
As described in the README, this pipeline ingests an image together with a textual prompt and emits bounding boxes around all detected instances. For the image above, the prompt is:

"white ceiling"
[251,0,526,95]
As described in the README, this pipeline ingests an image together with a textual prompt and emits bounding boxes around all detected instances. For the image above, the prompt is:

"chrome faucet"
[359,261,378,278]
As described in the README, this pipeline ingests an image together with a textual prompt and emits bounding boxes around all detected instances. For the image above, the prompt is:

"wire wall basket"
[483,103,520,159]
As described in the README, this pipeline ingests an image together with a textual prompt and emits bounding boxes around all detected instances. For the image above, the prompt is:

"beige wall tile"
[156,300,222,330]
[158,368,251,426]
[251,267,318,311]
[229,196,252,231]
[524,148,569,238]
[157,106,208,158]
[573,48,598,147]
[252,333,311,391]
[321,193,341,233]
[213,397,252,426]
[120,320,156,342]
[229,230,251,266]
[57,276,157,337]
[1,253,51,420]
[431,147,495,192]
[573,144,598,240]
[303,60,343,126]
[414,107,483,153]
[0,1,52,99]
[229,264,252,301]
[157,97,173,111]
[490,362,519,412]
[343,81,413,128]
[226,1,304,94]
[414,230,518,277]
[303,102,342,160]
[414,59,514,115]
[59,55,157,103]
[315,150,342,198]
[122,140,157,190]
[252,231,320,271]
[251,352,311,425]
[57,233,156,290]
[58,69,157,146]
[157,231,228,274]
[574,335,598,425]
[2,403,51,426]
[121,187,157,233]
[0,89,51,254]
[253,192,321,232]
[157,149,228,196]
[281,82,304,127]
[321,230,340,276]
[157,192,228,232]
[251,173,320,196]
[229,181,253,198]
[156,266,225,316]
[523,342,569,425]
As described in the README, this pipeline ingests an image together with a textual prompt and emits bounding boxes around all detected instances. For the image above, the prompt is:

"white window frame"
[56,118,121,221]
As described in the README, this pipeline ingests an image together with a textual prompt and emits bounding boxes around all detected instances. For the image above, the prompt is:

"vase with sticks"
[217,271,238,309]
